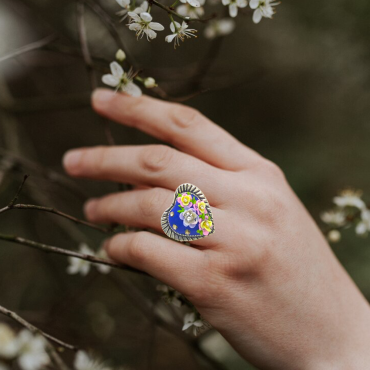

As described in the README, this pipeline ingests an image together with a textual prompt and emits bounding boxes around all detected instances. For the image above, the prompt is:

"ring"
[161,183,215,242]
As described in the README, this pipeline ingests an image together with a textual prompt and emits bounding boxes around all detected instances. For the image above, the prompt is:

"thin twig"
[0,34,57,63]
[0,233,146,275]
[8,174,29,207]
[0,304,77,352]
[0,203,111,233]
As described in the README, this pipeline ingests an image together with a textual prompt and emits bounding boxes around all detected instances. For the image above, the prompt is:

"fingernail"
[63,150,82,170]
[92,89,116,108]
[84,199,97,216]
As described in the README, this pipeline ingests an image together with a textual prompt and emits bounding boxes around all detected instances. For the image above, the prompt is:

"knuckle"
[140,145,175,173]
[139,189,162,218]
[172,105,202,128]
[262,159,286,181]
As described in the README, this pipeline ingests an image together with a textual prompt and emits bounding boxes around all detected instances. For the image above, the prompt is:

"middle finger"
[63,144,228,205]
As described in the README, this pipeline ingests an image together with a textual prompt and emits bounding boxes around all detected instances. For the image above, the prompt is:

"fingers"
[105,231,204,295]
[63,144,228,205]
[84,187,224,248]
[91,89,263,171]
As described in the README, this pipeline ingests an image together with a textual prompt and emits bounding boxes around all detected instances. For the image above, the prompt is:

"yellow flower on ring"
[181,194,191,206]
[198,201,206,213]
[201,220,212,232]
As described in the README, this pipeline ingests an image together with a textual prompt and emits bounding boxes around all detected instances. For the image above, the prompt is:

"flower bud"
[115,49,126,62]
[327,230,341,243]
[144,77,157,88]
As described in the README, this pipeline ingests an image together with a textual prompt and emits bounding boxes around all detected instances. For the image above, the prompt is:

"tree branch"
[0,233,146,275]
[0,203,111,233]
[0,34,57,63]
[0,304,77,352]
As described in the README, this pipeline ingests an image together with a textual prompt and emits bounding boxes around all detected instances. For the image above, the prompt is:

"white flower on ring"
[127,12,164,41]
[102,62,142,97]
[165,21,197,48]
[222,0,247,18]
[249,0,279,24]
[204,18,236,39]
[157,284,182,307]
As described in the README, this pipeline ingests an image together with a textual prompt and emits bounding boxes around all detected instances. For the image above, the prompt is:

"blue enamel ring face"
[161,183,215,242]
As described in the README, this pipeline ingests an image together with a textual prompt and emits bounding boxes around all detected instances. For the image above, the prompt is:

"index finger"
[92,89,263,171]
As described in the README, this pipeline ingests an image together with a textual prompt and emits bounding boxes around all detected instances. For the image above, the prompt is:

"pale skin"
[63,88,370,369]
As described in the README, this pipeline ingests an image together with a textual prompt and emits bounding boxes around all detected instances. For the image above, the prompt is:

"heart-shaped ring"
[161,183,215,242]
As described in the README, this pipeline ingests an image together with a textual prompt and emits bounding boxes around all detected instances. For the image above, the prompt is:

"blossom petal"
[237,0,248,8]
[187,0,200,6]
[252,8,262,23]
[101,73,119,87]
[229,3,238,17]
[149,21,165,31]
[128,12,140,21]
[144,28,157,39]
[123,82,142,97]
[140,11,152,22]
[109,62,124,79]
[222,0,230,5]
[249,0,259,8]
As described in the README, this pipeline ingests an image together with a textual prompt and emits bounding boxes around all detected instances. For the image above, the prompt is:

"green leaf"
[196,229,203,235]
[191,198,196,204]
[200,214,205,220]
[187,192,190,195]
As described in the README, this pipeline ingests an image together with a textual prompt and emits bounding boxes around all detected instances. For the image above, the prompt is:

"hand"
[63,89,370,369]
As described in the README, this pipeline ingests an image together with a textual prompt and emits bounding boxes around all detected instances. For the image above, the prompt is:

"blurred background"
[0,0,370,368]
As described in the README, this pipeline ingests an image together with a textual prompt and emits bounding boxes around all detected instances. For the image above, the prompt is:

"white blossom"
[250,0,279,24]
[333,189,366,210]
[320,210,346,226]
[102,62,142,97]
[222,0,247,18]
[0,323,18,359]
[115,49,126,62]
[74,351,111,370]
[327,230,341,243]
[132,1,149,14]
[116,0,131,21]
[182,312,205,335]
[165,21,197,48]
[127,12,164,41]
[67,243,94,276]
[204,18,235,39]
[179,0,201,9]
[177,0,205,19]
[157,284,182,307]
[16,330,50,370]
[356,209,370,236]
[144,77,157,88]
[96,249,112,274]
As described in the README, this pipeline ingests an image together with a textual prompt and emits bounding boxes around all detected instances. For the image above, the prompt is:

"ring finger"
[84,187,225,248]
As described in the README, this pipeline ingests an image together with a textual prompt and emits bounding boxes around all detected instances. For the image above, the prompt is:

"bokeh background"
[0,0,370,369]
